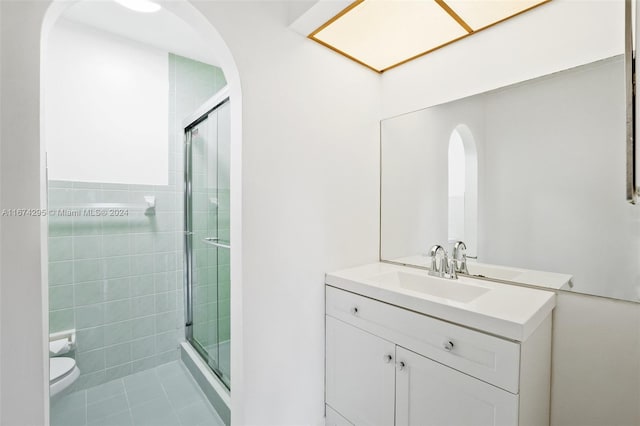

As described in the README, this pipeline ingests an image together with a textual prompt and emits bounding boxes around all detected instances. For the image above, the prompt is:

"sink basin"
[371,271,490,303]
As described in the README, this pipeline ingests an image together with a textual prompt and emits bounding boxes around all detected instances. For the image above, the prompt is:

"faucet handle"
[459,253,469,274]
[439,256,448,276]
[449,259,458,279]
[452,241,470,274]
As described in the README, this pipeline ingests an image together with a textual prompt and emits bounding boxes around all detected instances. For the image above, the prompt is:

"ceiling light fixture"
[309,0,551,73]
[113,0,161,13]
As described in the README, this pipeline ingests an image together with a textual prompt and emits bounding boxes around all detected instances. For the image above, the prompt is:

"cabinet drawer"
[326,286,520,393]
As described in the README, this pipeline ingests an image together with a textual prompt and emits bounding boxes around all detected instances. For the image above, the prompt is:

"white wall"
[46,19,168,185]
[0,0,3,417]
[551,292,640,426]
[0,1,49,425]
[481,57,637,300]
[381,0,624,118]
[195,2,380,423]
[381,95,485,260]
[380,110,448,259]
[0,1,380,425]
[380,1,640,424]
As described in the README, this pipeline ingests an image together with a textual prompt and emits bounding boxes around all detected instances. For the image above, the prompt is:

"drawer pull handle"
[397,361,406,371]
[383,354,393,363]
[351,306,359,316]
[443,340,455,352]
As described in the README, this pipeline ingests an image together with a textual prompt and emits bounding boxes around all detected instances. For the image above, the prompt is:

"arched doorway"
[40,2,242,424]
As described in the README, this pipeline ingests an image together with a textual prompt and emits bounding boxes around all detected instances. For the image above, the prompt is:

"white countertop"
[326,262,556,342]
[391,254,572,290]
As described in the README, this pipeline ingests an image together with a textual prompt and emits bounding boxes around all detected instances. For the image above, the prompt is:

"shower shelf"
[48,196,156,216]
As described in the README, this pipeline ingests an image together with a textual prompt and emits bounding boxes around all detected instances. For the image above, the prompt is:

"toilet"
[49,331,80,397]
[50,357,80,397]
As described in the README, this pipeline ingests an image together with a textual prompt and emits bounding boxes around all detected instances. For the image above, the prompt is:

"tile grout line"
[176,360,225,425]
[154,363,184,426]
[121,378,134,425]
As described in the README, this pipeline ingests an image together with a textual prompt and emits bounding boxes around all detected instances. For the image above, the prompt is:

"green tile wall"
[48,53,226,392]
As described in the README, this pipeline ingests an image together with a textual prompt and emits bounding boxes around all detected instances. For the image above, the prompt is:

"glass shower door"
[185,98,230,389]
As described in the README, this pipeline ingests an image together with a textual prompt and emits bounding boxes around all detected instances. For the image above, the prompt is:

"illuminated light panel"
[113,0,161,13]
[310,0,469,73]
[445,0,548,31]
[309,0,550,73]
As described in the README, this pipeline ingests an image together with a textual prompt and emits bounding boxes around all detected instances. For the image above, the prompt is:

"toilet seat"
[50,357,80,397]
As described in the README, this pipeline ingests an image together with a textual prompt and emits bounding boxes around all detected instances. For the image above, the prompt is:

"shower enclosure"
[184,88,231,389]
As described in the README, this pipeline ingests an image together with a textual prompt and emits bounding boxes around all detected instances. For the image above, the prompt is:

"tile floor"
[51,361,224,426]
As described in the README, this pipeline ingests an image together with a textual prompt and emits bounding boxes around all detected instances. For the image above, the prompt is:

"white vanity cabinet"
[326,316,395,425]
[325,284,553,426]
[394,346,518,426]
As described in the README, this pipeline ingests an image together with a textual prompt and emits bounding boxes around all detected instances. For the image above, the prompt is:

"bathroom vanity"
[324,263,556,426]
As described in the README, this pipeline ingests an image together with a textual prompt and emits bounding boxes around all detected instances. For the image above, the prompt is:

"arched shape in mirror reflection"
[448,125,478,257]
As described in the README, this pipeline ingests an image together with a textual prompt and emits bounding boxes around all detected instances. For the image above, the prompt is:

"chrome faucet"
[452,241,469,275]
[428,244,456,279]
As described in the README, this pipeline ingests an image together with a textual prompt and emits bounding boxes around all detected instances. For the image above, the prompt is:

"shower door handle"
[202,237,231,249]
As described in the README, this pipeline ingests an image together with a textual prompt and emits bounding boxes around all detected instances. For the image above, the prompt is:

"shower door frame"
[183,86,230,388]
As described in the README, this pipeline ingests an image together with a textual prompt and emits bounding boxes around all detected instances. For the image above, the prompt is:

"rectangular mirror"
[381,1,639,302]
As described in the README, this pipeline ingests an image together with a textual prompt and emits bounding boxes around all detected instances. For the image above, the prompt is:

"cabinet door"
[326,316,396,426]
[395,346,519,426]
